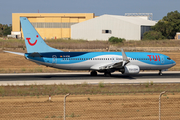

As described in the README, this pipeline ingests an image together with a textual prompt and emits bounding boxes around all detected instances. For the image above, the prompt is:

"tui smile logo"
[26,35,38,46]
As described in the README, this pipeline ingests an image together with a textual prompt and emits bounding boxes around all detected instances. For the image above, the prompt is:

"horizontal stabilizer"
[3,51,24,56]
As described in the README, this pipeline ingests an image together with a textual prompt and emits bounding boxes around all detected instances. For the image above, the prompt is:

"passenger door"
[52,55,57,64]
[160,55,164,64]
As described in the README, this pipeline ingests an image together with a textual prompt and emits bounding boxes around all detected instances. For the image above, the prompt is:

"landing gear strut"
[159,70,162,76]
[104,71,111,77]
[90,71,97,76]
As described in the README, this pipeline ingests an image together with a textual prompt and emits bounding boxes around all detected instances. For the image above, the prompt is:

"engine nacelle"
[121,65,140,74]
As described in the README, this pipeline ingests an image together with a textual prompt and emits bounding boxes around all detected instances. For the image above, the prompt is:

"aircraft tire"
[104,72,111,77]
[159,70,162,76]
[91,71,97,76]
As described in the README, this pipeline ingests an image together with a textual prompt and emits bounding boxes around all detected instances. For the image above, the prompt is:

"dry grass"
[0,94,179,119]
[115,40,180,47]
[0,52,70,73]
[46,39,110,49]
[1,39,180,50]
[0,83,179,97]
[0,39,110,50]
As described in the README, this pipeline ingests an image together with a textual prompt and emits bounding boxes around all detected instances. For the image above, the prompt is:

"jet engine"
[120,65,140,74]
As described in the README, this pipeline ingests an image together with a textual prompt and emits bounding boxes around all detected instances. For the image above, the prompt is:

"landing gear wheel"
[159,70,162,76]
[91,71,97,76]
[104,72,111,77]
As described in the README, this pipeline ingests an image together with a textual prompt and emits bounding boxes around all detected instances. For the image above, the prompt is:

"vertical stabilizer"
[20,17,62,53]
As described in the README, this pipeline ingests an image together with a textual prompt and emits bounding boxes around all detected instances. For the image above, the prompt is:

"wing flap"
[90,61,123,70]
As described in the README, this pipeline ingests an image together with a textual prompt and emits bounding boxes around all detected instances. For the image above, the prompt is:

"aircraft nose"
[172,60,176,66]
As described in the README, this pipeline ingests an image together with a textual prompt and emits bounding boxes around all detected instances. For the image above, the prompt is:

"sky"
[1,0,180,24]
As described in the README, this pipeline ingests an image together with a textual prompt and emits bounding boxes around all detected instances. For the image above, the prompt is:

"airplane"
[4,17,176,76]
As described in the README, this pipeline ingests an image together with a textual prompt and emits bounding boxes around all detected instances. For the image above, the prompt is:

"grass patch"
[0,83,179,96]
[98,81,104,88]
[21,68,26,72]
[150,81,153,86]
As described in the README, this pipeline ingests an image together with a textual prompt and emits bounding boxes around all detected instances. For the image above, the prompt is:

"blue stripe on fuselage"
[25,52,172,65]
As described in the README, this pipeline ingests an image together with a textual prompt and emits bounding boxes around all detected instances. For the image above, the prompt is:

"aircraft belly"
[130,61,173,70]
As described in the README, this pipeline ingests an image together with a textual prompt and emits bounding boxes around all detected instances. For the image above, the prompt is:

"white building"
[71,14,157,41]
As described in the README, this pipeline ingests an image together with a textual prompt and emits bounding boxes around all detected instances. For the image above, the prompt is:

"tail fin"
[20,17,62,53]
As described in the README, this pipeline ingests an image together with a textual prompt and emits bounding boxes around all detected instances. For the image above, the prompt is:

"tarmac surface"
[0,71,180,85]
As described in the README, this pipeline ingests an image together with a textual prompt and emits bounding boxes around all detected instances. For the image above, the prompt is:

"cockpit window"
[167,57,171,60]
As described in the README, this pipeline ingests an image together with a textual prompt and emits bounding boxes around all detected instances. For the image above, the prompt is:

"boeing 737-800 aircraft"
[4,17,176,76]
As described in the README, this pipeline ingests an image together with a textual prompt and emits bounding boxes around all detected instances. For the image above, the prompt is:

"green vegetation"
[143,10,180,40]
[98,81,104,88]
[153,10,180,39]
[142,31,165,40]
[88,97,91,101]
[108,36,125,43]
[0,24,12,37]
[66,113,80,118]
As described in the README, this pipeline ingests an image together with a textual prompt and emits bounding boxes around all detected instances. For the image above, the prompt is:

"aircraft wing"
[3,51,24,56]
[90,49,130,71]
[90,62,124,70]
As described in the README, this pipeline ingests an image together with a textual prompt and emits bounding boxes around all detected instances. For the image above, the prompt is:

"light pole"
[159,91,166,120]
[64,93,70,120]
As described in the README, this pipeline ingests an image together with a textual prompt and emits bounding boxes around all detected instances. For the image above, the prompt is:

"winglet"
[121,49,129,66]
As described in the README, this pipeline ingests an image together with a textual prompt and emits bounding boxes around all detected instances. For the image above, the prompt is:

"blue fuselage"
[25,52,176,70]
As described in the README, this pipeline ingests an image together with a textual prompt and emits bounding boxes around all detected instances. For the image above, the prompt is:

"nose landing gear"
[104,71,111,77]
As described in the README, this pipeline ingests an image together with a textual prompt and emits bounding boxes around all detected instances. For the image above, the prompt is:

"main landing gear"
[159,70,162,76]
[104,71,111,77]
[90,71,97,76]
[90,71,112,77]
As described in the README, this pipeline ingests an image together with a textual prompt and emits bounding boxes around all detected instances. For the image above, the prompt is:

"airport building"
[11,13,156,40]
[12,13,95,39]
[71,14,157,40]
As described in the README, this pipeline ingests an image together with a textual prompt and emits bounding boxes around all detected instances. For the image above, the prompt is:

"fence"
[0,93,179,120]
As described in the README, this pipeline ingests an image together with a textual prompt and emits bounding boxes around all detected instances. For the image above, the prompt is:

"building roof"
[101,14,157,26]
[73,14,157,26]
